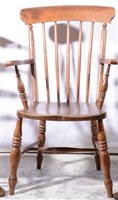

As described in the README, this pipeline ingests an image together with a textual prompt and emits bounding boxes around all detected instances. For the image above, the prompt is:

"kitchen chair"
[5,5,115,197]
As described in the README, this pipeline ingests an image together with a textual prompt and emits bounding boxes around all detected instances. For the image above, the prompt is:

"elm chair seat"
[18,102,106,121]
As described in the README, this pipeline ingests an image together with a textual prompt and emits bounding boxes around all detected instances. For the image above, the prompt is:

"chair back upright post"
[96,23,108,109]
[28,24,39,103]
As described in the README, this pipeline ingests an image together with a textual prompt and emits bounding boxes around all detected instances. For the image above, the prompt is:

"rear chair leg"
[9,117,22,195]
[37,120,46,169]
[91,120,101,170]
[98,120,113,197]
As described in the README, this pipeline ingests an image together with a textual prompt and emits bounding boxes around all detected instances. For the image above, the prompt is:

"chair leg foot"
[37,120,46,169]
[95,151,101,170]
[8,118,22,195]
[9,177,17,195]
[98,120,113,197]
[104,179,113,198]
[91,120,101,170]
[37,152,43,169]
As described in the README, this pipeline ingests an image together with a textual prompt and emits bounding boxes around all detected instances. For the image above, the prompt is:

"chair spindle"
[54,22,60,105]
[86,22,94,103]
[76,22,82,103]
[42,23,50,103]
[66,21,70,104]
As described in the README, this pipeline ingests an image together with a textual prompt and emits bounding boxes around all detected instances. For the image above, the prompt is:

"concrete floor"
[1,154,118,200]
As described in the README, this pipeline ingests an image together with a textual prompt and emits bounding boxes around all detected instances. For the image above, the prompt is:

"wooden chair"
[5,6,116,197]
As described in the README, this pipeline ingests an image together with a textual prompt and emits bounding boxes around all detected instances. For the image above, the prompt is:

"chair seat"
[17,102,106,121]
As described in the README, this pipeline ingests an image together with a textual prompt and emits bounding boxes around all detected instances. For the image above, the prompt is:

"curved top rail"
[20,5,115,24]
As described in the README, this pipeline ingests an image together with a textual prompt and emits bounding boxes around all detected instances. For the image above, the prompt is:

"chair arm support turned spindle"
[15,65,28,109]
[97,58,118,109]
[97,63,111,109]
[4,59,34,109]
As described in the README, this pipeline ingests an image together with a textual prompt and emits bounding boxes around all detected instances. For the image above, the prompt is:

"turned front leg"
[9,117,22,195]
[91,120,101,170]
[37,120,46,169]
[98,120,113,197]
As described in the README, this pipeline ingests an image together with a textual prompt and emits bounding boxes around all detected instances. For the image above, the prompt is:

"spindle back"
[20,6,115,105]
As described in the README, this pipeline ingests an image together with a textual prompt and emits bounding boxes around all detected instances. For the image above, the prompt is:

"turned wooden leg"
[91,120,101,170]
[0,187,6,197]
[9,117,22,195]
[98,120,113,197]
[37,120,46,169]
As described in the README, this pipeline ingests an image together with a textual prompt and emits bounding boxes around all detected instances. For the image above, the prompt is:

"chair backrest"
[20,6,115,106]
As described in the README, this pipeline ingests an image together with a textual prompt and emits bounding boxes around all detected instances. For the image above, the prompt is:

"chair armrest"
[100,58,118,65]
[4,59,34,67]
